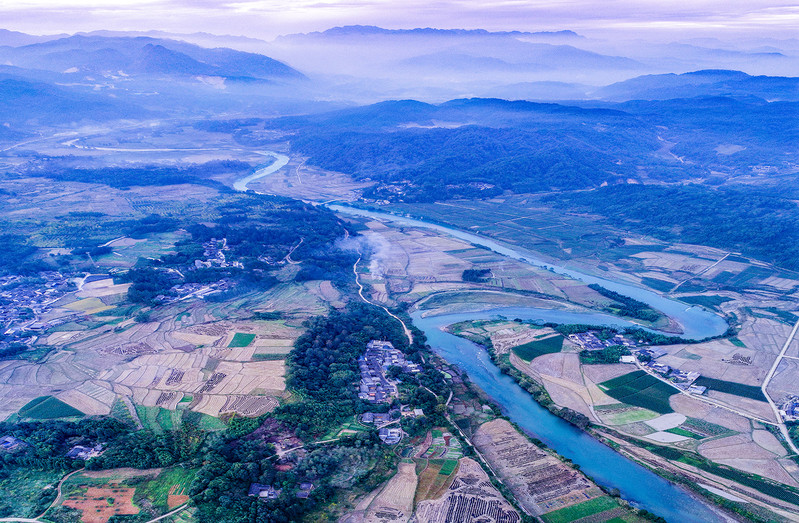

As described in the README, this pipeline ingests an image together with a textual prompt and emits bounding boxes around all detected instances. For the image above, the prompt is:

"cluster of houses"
[357,340,421,404]
[632,348,706,393]
[194,238,243,270]
[780,396,799,422]
[0,272,72,335]
[570,330,707,394]
[568,331,636,351]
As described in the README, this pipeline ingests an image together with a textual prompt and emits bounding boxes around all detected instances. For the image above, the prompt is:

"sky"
[1,0,798,40]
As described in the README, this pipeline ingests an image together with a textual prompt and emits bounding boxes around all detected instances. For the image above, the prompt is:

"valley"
[0,24,797,523]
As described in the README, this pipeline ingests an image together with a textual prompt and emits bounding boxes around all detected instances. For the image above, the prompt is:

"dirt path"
[123,396,144,430]
[144,504,189,523]
[670,252,730,293]
[761,319,799,455]
[353,255,413,345]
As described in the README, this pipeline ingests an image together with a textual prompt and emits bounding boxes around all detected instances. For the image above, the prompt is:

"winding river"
[239,153,732,522]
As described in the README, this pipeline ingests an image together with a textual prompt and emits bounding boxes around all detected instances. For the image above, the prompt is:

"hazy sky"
[2,0,798,40]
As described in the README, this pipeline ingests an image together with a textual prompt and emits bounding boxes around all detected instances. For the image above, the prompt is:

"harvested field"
[644,413,687,431]
[362,462,417,523]
[582,365,636,384]
[473,419,600,516]
[414,458,520,523]
[669,394,751,432]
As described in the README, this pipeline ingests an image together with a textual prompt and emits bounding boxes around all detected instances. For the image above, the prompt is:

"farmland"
[19,395,84,419]
[50,467,196,523]
[541,496,630,523]
[598,371,677,414]
[473,419,606,516]
[512,334,564,362]
[413,458,520,523]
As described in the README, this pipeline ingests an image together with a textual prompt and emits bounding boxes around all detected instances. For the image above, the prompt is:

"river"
[238,153,732,522]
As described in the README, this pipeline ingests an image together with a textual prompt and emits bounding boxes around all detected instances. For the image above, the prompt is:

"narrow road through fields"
[761,319,799,455]
[670,252,730,294]
[353,255,413,345]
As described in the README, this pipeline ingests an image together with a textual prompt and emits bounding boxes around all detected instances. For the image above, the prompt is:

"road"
[761,319,799,455]
[633,358,777,426]
[353,255,413,345]
[670,252,730,293]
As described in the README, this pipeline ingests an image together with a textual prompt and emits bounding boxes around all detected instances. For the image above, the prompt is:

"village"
[568,330,706,393]
[0,271,73,335]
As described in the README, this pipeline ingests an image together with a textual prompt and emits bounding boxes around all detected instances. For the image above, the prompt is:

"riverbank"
[445,320,798,522]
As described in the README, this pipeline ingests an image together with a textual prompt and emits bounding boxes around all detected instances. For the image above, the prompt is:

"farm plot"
[413,458,519,523]
[594,404,659,426]
[55,467,196,523]
[420,429,463,460]
[541,496,628,523]
[474,419,601,516]
[598,371,676,414]
[63,486,139,523]
[18,395,84,419]
[414,460,458,503]
[228,332,256,347]
[512,334,564,362]
[361,461,417,523]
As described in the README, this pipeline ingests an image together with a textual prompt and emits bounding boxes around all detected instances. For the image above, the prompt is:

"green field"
[666,427,704,439]
[19,396,84,419]
[541,496,619,523]
[640,277,675,292]
[512,335,564,362]
[596,405,658,425]
[135,467,196,512]
[693,377,766,401]
[679,295,733,310]
[599,371,676,414]
[438,459,458,476]
[728,337,746,348]
[228,332,256,347]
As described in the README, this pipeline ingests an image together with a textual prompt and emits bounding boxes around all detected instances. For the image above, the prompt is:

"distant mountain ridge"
[0,34,305,81]
[283,25,582,39]
[595,69,799,101]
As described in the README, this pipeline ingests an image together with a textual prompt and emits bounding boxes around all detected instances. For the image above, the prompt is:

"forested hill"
[275,98,657,201]
[546,185,799,271]
[268,94,796,202]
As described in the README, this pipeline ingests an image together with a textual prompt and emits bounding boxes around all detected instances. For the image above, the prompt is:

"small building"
[620,355,636,364]
[379,427,402,445]
[296,482,315,499]
[688,385,708,395]
[248,484,281,500]
[66,444,104,460]
[361,412,391,425]
[0,435,24,451]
